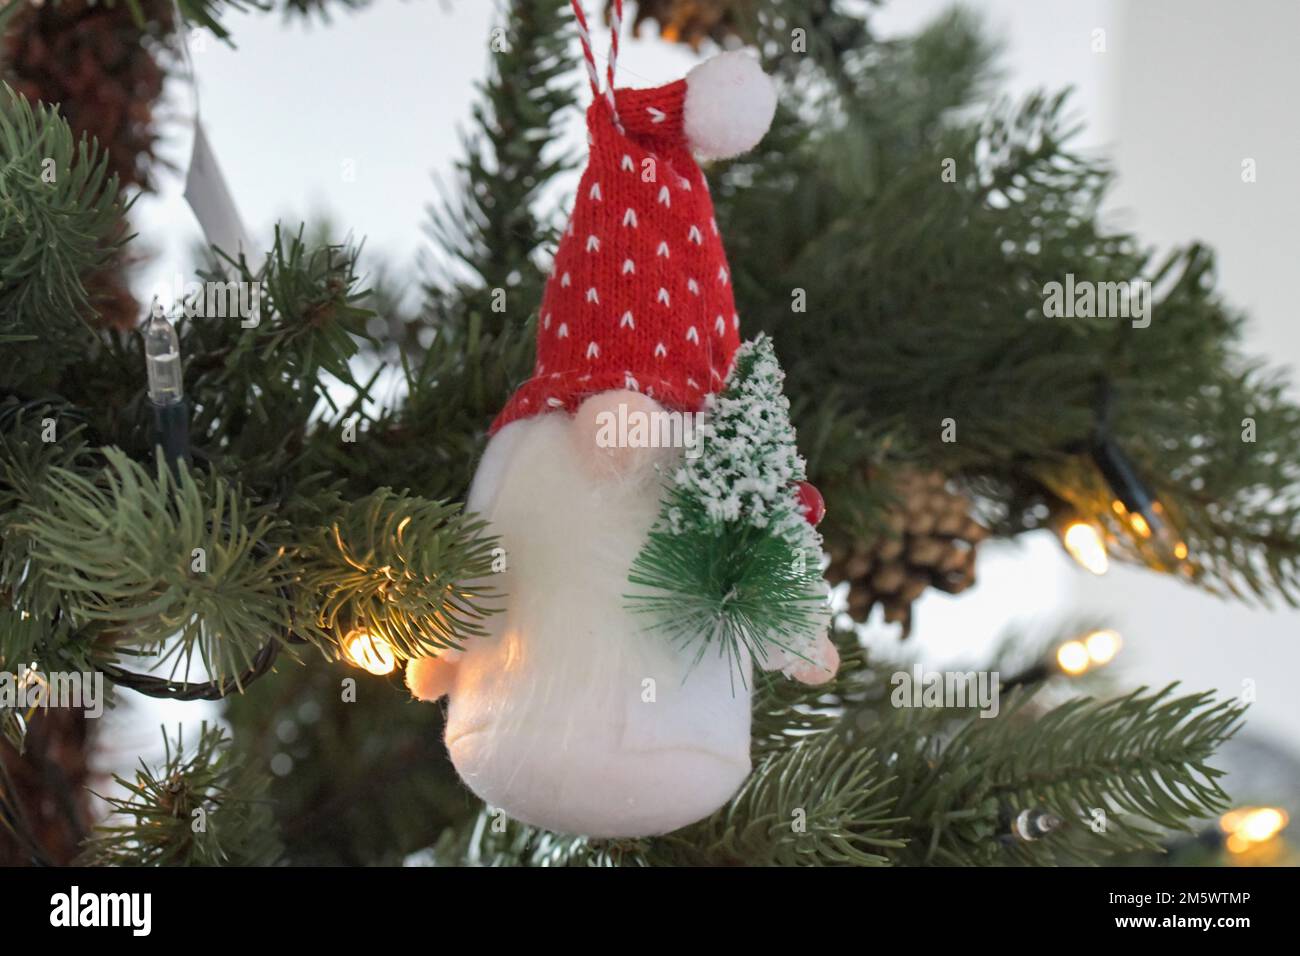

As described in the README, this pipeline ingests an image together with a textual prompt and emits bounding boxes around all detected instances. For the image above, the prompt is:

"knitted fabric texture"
[491,79,741,433]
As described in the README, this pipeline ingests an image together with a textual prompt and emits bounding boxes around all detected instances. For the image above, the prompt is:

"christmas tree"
[1,0,1295,868]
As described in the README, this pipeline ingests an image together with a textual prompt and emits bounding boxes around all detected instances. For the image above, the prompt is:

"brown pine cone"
[0,708,98,866]
[4,0,174,190]
[616,0,749,49]
[828,469,988,637]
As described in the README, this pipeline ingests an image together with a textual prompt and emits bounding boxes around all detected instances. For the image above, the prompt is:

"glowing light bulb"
[1220,807,1288,853]
[1083,628,1122,665]
[1144,500,1189,564]
[1093,440,1189,567]
[1117,500,1189,566]
[1239,808,1286,842]
[1056,640,1090,676]
[1062,521,1109,575]
[343,629,397,675]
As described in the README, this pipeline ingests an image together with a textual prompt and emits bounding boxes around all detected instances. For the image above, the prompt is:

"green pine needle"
[0,84,123,389]
[296,488,501,660]
[14,449,295,688]
[628,495,826,680]
[78,722,280,867]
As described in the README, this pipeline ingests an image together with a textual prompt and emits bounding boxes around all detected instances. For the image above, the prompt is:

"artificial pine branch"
[853,685,1244,866]
[103,0,375,42]
[748,627,868,760]
[241,229,373,383]
[77,722,280,866]
[221,657,472,865]
[321,312,536,504]
[0,85,123,390]
[711,7,1300,606]
[183,228,372,407]
[295,488,500,661]
[43,227,377,497]
[654,732,904,866]
[12,449,297,688]
[3,1,175,333]
[430,809,649,867]
[0,398,100,670]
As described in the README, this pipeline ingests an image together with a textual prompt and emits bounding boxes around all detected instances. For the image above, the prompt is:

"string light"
[1083,628,1122,665]
[143,306,190,469]
[997,806,1063,845]
[342,629,398,676]
[1056,640,1091,676]
[1093,438,1187,567]
[1060,519,1109,575]
[1220,806,1289,855]
[144,308,183,404]
[1056,628,1122,676]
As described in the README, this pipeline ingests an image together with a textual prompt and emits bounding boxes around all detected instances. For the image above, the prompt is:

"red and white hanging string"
[571,0,624,131]
[606,0,623,107]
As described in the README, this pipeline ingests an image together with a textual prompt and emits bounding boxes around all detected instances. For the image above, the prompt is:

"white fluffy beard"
[443,408,752,838]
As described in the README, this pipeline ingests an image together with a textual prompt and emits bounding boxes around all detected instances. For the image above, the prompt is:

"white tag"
[184,121,254,262]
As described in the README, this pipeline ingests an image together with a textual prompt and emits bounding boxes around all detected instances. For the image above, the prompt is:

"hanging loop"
[570,0,624,130]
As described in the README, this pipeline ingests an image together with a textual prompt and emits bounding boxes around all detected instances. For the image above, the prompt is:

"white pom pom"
[683,50,777,161]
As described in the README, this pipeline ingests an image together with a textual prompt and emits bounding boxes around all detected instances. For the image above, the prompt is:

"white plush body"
[442,402,753,837]
[410,53,836,837]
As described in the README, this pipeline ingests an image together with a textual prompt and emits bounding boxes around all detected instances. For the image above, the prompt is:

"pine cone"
[617,0,748,49]
[828,469,988,637]
[4,0,173,190]
[3,0,174,331]
[0,709,98,866]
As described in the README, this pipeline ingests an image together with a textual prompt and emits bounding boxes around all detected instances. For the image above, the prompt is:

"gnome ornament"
[408,1,837,838]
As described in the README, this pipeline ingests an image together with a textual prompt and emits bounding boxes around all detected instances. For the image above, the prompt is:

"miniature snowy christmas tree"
[628,334,836,684]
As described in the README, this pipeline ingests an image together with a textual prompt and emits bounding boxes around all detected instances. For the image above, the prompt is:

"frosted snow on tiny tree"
[680,335,805,527]
[629,335,830,681]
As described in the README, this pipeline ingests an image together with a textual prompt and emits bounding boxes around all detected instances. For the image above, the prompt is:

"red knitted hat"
[491,3,769,433]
